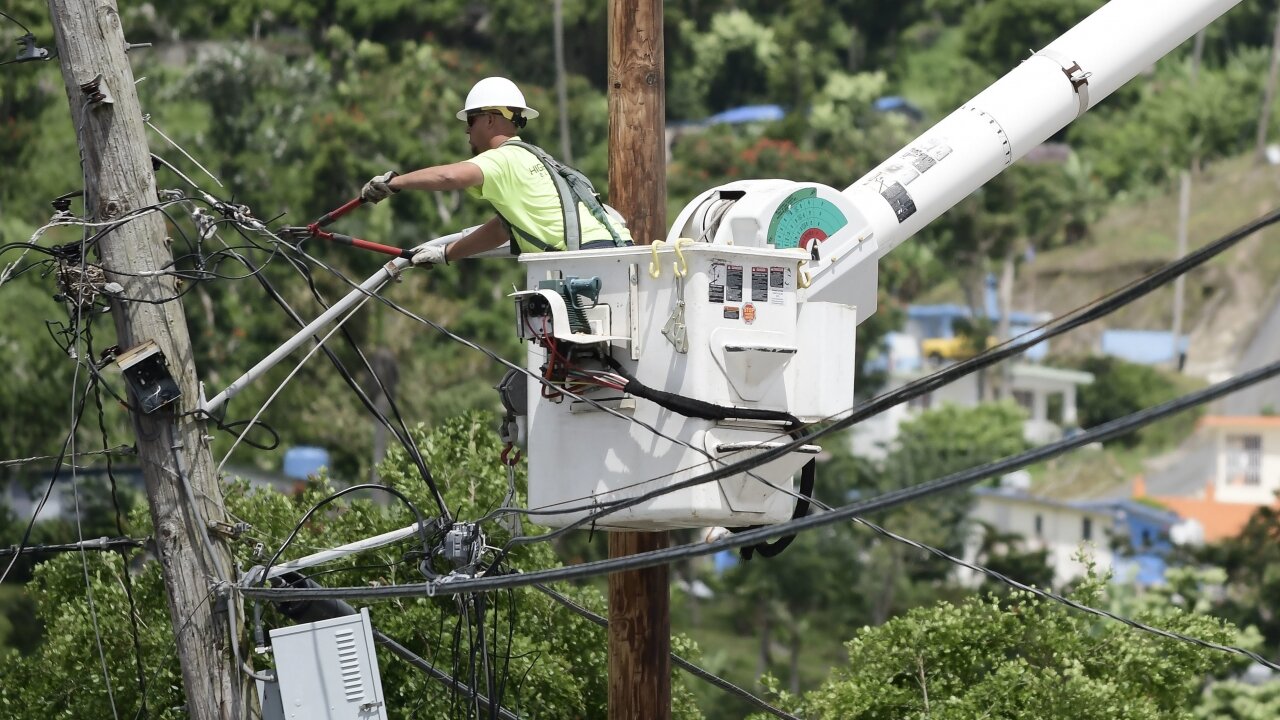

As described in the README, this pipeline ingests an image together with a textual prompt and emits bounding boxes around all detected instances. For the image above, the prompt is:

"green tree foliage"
[1195,680,1280,720]
[757,567,1245,719]
[960,0,1105,73]
[1197,507,1280,660]
[0,413,704,719]
[718,404,1035,701]
[1072,356,1201,448]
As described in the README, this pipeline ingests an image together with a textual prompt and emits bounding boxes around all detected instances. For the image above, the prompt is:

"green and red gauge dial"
[766,188,848,251]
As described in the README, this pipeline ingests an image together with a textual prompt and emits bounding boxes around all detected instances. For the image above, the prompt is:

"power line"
[0,444,135,469]
[0,9,34,35]
[533,583,802,720]
[847,516,1280,671]
[237,356,1280,607]
[487,205,1280,535]
[0,374,97,585]
[373,629,522,720]
[0,536,149,559]
[68,244,120,720]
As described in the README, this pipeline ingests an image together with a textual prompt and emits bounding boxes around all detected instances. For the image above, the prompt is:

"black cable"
[238,357,1280,603]
[533,583,802,720]
[0,536,149,559]
[376,629,522,720]
[848,516,1280,671]
[87,322,150,716]
[209,416,281,451]
[0,9,33,34]
[484,205,1280,535]
[256,484,436,587]
[274,246,449,519]
[226,223,450,519]
[0,373,97,584]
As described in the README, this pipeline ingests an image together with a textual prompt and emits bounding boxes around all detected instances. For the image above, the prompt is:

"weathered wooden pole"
[47,1,250,717]
[606,1,671,719]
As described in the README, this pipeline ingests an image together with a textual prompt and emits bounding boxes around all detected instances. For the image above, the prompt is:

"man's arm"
[390,162,484,192]
[443,216,509,261]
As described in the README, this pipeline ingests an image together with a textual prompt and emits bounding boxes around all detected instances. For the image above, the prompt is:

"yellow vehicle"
[921,335,997,363]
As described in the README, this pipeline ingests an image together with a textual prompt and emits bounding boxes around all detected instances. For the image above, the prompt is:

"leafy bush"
[1073,356,1201,449]
[756,565,1244,719]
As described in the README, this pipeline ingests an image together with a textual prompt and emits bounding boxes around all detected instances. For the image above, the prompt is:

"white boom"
[806,0,1242,302]
[218,0,1244,540]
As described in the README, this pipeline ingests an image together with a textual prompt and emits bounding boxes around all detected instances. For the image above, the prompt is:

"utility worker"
[361,76,631,264]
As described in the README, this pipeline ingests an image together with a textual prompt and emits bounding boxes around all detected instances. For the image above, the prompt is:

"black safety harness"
[496,139,629,254]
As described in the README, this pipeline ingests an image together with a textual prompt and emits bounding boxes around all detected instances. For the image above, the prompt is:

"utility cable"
[485,205,1280,534]
[0,9,33,34]
[533,583,802,720]
[0,445,134,469]
[68,251,120,720]
[230,225,449,519]
[846,515,1280,671]
[374,629,522,720]
[214,295,371,475]
[238,357,1280,610]
[0,536,149,559]
[87,323,150,716]
[0,375,97,585]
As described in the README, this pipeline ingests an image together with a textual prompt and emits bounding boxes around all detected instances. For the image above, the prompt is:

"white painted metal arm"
[202,225,486,414]
[803,0,1241,303]
[243,521,425,585]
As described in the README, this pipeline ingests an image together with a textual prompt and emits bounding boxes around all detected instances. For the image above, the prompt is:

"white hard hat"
[456,77,540,121]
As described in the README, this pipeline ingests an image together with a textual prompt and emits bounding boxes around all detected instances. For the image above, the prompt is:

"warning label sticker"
[751,267,769,303]
[881,181,917,223]
[769,266,786,305]
[723,306,740,320]
[743,303,756,324]
[708,260,725,304]
[726,265,743,302]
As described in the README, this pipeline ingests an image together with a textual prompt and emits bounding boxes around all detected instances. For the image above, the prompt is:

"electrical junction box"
[268,607,388,720]
[517,239,859,531]
[115,339,182,414]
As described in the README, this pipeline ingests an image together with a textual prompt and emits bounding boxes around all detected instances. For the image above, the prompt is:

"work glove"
[361,171,399,203]
[411,244,449,265]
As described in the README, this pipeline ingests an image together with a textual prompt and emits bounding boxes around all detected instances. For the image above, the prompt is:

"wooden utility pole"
[47,2,250,718]
[606,2,670,719]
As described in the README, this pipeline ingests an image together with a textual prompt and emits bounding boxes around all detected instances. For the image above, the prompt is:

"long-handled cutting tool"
[280,197,417,260]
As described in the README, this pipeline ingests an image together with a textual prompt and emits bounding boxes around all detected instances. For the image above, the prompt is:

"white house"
[852,362,1094,459]
[1200,416,1280,505]
[963,485,1116,588]
[962,483,1180,588]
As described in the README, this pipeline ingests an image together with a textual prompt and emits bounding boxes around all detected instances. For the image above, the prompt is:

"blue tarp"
[1100,329,1190,365]
[703,104,786,126]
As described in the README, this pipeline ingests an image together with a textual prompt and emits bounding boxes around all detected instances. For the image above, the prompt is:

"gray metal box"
[269,607,389,719]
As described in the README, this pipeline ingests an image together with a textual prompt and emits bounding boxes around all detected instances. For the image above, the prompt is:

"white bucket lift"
[517,182,871,531]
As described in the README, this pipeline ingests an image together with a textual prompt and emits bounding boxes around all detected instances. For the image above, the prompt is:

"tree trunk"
[1255,10,1280,164]
[756,596,773,680]
[788,624,802,695]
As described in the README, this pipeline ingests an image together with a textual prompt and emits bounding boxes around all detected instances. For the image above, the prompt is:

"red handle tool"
[281,197,416,260]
